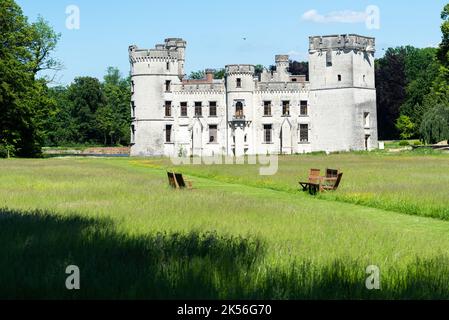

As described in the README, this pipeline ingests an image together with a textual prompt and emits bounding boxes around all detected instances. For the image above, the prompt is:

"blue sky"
[17,0,448,85]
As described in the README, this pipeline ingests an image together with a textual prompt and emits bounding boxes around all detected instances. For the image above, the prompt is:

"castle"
[129,34,378,157]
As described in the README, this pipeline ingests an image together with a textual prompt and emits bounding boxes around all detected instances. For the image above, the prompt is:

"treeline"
[0,0,130,158]
[376,4,449,143]
[45,68,131,147]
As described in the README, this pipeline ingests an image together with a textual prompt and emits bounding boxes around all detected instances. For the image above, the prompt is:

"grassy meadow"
[1,152,449,299]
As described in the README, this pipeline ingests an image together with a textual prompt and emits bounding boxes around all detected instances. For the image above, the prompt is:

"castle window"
[300,100,308,116]
[195,102,202,117]
[209,125,217,143]
[264,124,272,143]
[326,50,332,67]
[131,125,135,144]
[299,124,309,143]
[282,101,290,116]
[235,101,244,118]
[338,75,342,82]
[364,112,370,128]
[180,102,187,117]
[236,78,242,88]
[165,125,172,143]
[165,101,172,117]
[131,101,136,118]
[264,101,272,116]
[165,80,171,92]
[209,101,217,117]
[166,62,170,71]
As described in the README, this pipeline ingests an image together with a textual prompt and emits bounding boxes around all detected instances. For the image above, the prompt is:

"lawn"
[139,151,449,221]
[1,154,449,299]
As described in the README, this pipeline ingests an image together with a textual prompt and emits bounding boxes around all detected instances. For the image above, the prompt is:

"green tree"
[67,77,105,143]
[28,16,62,78]
[189,70,205,80]
[375,48,407,140]
[395,115,416,140]
[101,67,131,145]
[288,60,309,79]
[420,103,449,144]
[214,69,225,79]
[0,0,58,157]
[437,4,449,67]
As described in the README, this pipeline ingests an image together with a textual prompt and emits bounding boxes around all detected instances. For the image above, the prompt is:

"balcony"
[232,114,245,121]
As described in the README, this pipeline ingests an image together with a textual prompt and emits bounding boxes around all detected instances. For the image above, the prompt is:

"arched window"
[235,101,244,118]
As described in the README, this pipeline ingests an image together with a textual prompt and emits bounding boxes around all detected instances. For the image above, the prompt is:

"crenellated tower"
[129,38,187,156]
[308,34,378,151]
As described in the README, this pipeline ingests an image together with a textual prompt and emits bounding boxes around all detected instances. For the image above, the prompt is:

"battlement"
[309,34,375,53]
[129,38,187,62]
[275,55,289,63]
[225,65,255,75]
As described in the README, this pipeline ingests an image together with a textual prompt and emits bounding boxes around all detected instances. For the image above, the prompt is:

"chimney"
[205,69,215,83]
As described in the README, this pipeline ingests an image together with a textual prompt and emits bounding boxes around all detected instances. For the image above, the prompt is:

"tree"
[0,0,58,157]
[398,47,440,136]
[437,4,449,67]
[254,64,264,78]
[101,67,131,145]
[28,16,62,79]
[67,77,105,143]
[189,70,205,80]
[214,69,225,79]
[375,48,407,140]
[420,103,449,144]
[288,60,309,79]
[395,115,416,140]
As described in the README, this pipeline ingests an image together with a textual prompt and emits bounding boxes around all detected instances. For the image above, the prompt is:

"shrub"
[399,140,410,146]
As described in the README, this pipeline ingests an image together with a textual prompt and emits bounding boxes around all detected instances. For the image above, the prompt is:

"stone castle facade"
[129,34,378,157]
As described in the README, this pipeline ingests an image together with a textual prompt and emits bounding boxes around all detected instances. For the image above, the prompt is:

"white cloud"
[302,9,368,24]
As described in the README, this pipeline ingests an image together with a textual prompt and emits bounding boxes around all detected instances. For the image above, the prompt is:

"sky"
[16,0,448,86]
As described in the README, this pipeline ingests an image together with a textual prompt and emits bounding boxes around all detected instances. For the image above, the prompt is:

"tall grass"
[136,152,449,221]
[2,157,449,299]
[2,208,449,299]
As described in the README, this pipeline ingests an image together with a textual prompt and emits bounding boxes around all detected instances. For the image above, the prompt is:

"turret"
[308,34,375,90]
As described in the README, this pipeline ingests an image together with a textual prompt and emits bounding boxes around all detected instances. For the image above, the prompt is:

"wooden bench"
[167,171,193,190]
[299,168,343,194]
[299,169,322,195]
[320,172,343,192]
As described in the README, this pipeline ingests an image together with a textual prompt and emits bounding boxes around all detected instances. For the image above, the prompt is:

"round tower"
[129,39,186,156]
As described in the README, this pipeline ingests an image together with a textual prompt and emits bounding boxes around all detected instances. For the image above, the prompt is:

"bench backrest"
[167,172,179,189]
[326,168,339,178]
[309,168,321,183]
[333,173,343,190]
[175,173,187,188]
